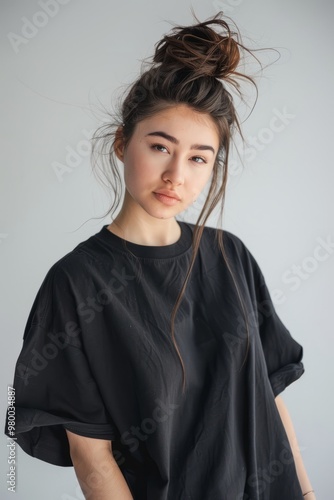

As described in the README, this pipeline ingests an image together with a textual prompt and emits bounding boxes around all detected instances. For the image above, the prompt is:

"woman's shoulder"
[37,228,115,290]
[184,222,253,258]
[25,230,113,330]
[186,222,264,280]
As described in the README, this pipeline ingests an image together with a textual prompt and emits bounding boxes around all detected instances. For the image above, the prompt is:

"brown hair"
[91,10,262,394]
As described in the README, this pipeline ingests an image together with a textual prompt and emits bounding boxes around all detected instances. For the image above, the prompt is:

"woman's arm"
[275,395,315,499]
[65,429,134,500]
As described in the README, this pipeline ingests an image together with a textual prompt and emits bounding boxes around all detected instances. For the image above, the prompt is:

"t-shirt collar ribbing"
[99,221,193,259]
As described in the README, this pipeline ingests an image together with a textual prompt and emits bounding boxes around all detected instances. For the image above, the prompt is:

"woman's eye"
[151,144,168,153]
[192,156,207,164]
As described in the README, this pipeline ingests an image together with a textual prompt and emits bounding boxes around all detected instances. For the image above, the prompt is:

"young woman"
[5,11,315,500]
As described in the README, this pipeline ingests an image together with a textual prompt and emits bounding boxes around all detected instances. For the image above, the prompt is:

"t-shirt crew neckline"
[99,221,193,259]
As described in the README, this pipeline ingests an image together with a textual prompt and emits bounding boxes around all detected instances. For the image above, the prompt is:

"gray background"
[1,0,333,498]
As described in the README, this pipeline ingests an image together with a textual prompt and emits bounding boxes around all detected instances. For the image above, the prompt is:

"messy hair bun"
[153,14,242,83]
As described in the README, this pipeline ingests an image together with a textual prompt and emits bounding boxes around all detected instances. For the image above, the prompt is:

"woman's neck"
[107,191,182,246]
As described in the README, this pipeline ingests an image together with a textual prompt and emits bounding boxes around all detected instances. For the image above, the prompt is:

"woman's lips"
[153,192,180,206]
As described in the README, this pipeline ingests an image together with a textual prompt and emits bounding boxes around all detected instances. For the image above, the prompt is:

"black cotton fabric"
[4,221,305,499]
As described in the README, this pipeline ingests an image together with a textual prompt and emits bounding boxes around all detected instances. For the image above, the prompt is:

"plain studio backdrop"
[1,0,333,498]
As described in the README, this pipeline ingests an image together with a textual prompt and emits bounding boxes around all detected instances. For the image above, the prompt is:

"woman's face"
[116,104,220,220]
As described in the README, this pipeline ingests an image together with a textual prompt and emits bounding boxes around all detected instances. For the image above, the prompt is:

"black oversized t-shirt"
[5,222,305,499]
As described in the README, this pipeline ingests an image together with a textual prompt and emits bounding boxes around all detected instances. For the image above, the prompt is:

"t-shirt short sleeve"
[229,233,305,398]
[250,251,304,397]
[4,259,119,467]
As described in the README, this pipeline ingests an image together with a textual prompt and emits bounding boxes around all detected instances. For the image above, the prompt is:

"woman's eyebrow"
[145,131,216,154]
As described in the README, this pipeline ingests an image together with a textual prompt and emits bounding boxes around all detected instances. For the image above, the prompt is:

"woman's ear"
[114,126,125,162]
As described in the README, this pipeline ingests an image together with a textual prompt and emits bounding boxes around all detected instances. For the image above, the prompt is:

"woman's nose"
[162,156,185,185]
